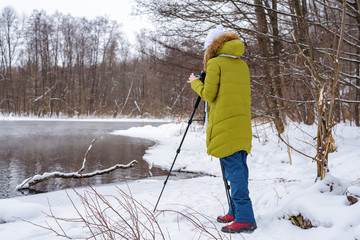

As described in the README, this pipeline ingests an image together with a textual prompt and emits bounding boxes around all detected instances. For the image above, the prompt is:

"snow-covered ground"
[0,119,359,240]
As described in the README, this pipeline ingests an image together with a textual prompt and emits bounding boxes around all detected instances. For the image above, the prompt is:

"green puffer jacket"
[191,33,252,158]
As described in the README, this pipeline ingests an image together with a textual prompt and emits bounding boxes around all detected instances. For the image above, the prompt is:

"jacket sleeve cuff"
[191,79,203,96]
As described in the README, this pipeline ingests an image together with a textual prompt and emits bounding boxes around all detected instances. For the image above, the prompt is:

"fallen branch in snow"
[16,139,138,190]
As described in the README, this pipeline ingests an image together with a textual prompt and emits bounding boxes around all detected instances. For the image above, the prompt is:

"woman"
[187,25,256,233]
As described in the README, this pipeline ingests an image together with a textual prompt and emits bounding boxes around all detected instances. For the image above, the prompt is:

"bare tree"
[0,6,20,113]
[0,2,358,122]
[133,0,360,125]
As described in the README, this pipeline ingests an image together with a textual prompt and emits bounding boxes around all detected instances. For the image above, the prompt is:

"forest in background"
[0,6,202,119]
[0,1,359,128]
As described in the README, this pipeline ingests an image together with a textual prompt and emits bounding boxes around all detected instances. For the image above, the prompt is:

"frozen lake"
[0,120,167,199]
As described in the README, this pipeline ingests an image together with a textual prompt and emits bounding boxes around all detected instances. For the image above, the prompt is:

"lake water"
[0,120,168,199]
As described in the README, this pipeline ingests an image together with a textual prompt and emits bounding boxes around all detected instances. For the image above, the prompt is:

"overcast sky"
[0,0,149,41]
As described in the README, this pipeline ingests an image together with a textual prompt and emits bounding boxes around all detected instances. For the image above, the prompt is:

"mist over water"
[0,120,167,199]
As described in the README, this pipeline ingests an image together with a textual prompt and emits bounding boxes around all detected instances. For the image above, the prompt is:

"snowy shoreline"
[0,115,169,122]
[0,121,360,239]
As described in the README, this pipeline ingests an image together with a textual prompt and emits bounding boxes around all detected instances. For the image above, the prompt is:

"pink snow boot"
[216,214,234,223]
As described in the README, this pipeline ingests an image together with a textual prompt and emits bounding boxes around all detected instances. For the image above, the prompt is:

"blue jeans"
[220,151,255,223]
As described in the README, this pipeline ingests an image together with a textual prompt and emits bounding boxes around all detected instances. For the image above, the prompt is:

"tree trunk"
[254,0,284,133]
[355,1,360,126]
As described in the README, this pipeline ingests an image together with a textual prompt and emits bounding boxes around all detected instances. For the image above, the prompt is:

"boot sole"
[221,223,257,233]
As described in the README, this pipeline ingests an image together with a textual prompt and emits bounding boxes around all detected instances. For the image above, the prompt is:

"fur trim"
[203,33,239,71]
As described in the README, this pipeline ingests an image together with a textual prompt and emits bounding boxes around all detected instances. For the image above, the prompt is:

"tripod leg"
[220,160,235,217]
[153,96,202,212]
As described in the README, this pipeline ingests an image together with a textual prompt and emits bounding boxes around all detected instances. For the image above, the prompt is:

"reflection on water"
[0,120,168,199]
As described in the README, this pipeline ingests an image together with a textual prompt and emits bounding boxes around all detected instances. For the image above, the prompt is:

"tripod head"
[194,71,206,83]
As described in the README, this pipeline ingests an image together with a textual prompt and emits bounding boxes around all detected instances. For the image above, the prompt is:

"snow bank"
[111,123,219,174]
[0,121,359,240]
[0,199,44,224]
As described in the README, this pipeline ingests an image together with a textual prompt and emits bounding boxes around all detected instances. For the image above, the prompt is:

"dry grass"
[21,181,236,239]
[288,214,314,229]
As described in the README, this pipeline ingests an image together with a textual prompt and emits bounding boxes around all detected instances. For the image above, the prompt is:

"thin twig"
[278,134,316,161]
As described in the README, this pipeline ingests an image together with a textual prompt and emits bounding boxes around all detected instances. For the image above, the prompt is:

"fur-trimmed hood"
[203,33,244,70]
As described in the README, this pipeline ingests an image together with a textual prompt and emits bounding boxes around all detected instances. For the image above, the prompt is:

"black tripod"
[153,95,201,212]
[220,160,235,217]
[153,72,233,214]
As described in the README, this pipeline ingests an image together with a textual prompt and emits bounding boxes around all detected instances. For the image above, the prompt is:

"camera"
[194,71,206,83]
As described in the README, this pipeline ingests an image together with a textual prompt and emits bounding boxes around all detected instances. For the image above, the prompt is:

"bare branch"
[16,139,138,190]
